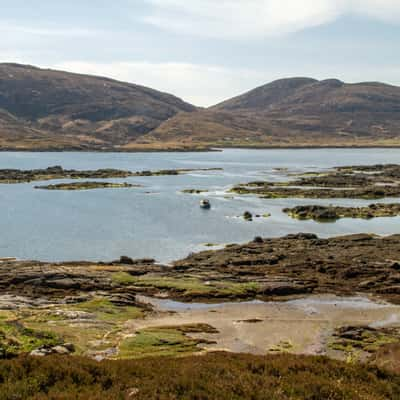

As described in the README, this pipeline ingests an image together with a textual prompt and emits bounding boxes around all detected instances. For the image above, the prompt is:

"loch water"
[1,148,399,262]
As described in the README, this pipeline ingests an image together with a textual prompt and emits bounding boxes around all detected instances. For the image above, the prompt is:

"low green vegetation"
[111,271,138,285]
[329,326,400,361]
[118,275,212,296]
[112,273,260,299]
[20,297,145,356]
[269,340,294,353]
[0,313,61,358]
[0,352,399,399]
[72,298,143,322]
[119,324,217,359]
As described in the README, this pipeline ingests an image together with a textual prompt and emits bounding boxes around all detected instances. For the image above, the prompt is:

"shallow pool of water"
[138,294,396,312]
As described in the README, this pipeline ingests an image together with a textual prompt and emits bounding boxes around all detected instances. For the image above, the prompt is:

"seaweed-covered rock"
[243,211,253,221]
[284,203,400,222]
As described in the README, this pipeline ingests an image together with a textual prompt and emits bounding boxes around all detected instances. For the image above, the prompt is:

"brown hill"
[146,77,400,148]
[0,63,195,150]
[1,65,400,150]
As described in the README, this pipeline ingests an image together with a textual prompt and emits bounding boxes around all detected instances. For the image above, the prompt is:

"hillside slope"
[147,78,400,148]
[1,66,400,150]
[0,63,195,150]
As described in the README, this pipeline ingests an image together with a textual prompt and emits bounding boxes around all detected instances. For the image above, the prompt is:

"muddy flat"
[132,295,400,357]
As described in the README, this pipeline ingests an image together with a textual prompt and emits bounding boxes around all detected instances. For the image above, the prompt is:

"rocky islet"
[283,203,400,222]
[230,164,400,199]
[0,165,223,184]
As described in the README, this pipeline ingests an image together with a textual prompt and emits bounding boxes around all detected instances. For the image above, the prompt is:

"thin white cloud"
[352,0,400,22]
[52,61,266,106]
[0,22,99,38]
[51,60,400,107]
[143,0,400,38]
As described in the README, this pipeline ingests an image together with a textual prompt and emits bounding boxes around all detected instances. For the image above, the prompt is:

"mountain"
[0,63,195,150]
[147,77,400,148]
[213,77,319,111]
[1,65,400,150]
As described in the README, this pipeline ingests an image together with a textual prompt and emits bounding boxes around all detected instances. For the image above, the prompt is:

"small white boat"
[200,199,211,209]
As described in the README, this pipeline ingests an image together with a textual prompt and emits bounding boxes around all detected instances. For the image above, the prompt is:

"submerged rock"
[182,189,209,194]
[243,211,253,221]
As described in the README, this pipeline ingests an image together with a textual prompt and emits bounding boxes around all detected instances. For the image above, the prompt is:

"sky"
[1,0,400,106]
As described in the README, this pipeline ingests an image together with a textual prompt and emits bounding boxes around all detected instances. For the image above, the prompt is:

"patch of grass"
[115,274,212,294]
[329,326,400,361]
[113,273,260,299]
[269,340,294,353]
[10,297,146,357]
[0,318,61,358]
[0,312,13,322]
[111,271,138,285]
[118,326,211,359]
[72,298,143,322]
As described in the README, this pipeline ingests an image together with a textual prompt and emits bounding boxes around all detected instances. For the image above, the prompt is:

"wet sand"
[131,295,400,357]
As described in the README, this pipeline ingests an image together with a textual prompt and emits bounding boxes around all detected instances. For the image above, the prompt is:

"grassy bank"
[0,353,399,399]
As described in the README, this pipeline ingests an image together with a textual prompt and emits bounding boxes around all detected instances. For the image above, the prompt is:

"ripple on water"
[2,149,400,262]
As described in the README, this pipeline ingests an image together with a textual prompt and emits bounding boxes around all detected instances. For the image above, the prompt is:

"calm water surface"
[1,149,399,262]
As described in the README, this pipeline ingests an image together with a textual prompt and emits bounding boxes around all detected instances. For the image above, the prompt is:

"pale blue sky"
[1,0,400,106]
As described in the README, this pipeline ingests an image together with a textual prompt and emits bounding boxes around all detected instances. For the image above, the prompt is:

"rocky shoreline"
[1,233,400,362]
[2,233,400,304]
[0,166,223,184]
[1,162,400,365]
[171,233,400,303]
[34,182,141,191]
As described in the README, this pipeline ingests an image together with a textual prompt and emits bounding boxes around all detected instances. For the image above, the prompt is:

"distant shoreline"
[2,144,400,153]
